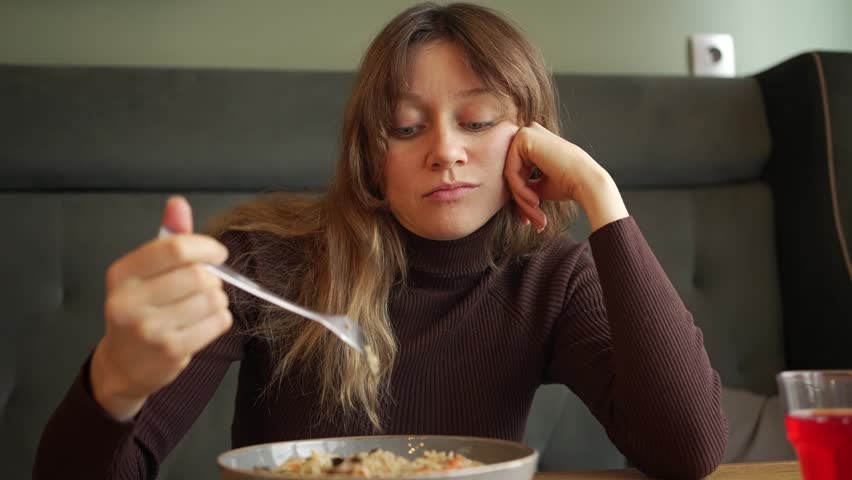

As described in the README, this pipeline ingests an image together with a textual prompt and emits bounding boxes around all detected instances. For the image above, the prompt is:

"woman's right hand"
[89,196,232,420]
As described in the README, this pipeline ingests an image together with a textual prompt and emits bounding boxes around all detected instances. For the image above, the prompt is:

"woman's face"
[384,41,518,241]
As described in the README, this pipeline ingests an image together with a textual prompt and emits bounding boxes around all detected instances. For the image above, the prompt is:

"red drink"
[785,409,852,480]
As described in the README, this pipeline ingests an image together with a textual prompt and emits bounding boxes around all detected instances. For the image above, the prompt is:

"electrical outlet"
[689,33,735,77]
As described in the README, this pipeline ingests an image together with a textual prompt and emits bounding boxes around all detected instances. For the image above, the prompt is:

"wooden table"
[535,461,800,479]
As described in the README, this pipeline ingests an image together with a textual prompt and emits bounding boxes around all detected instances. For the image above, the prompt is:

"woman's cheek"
[487,124,519,164]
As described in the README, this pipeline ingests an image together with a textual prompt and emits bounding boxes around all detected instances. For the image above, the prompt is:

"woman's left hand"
[504,122,629,233]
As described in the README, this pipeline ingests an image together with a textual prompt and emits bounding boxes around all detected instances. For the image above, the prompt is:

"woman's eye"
[392,126,420,138]
[464,121,493,132]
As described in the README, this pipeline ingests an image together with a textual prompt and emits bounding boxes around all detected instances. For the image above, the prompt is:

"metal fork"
[158,226,367,355]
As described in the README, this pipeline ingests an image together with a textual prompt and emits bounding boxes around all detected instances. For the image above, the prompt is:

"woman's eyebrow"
[398,87,491,103]
[454,87,490,99]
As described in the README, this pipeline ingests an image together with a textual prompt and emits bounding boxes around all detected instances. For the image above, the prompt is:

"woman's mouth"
[425,182,479,201]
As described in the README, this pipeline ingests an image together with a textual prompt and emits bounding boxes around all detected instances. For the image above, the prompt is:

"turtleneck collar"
[396,214,500,278]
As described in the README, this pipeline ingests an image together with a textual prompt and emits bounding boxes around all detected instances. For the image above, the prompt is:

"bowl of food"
[218,435,539,479]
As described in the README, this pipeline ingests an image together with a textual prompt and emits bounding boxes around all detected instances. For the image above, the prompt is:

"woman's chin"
[423,229,471,241]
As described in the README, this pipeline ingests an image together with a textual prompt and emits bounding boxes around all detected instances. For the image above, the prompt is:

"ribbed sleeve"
[33,354,138,479]
[547,217,727,479]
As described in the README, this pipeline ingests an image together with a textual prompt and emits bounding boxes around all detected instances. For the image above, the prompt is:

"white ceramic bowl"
[218,435,539,480]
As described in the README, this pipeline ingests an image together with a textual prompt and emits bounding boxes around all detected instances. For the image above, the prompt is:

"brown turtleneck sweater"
[34,216,727,479]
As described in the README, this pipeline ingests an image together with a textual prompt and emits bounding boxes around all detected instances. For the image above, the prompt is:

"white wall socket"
[689,33,736,77]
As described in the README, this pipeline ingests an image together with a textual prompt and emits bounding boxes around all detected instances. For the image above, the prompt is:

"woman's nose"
[427,126,468,170]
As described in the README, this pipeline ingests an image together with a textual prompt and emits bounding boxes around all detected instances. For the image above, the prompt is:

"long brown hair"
[210,2,574,431]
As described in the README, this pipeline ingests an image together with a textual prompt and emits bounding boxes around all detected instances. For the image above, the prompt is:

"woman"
[34,3,727,479]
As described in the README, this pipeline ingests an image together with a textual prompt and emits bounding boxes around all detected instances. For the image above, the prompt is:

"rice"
[258,448,483,477]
